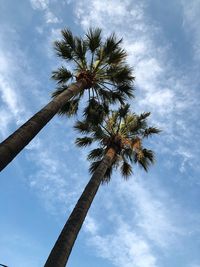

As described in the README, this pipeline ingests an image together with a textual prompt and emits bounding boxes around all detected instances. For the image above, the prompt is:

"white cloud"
[45,10,59,23]
[0,40,29,137]
[89,223,158,267]
[81,173,185,267]
[181,0,200,60]
[84,216,99,235]
[30,0,49,10]
[30,0,60,24]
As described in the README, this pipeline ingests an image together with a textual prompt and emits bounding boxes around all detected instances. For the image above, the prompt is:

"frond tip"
[143,127,161,137]
[121,161,132,178]
[75,137,93,147]
[87,148,104,161]
[52,67,73,84]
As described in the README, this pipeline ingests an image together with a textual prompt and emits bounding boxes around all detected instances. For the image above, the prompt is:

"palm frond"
[118,104,130,118]
[122,147,134,163]
[117,83,135,98]
[103,33,122,56]
[87,148,104,161]
[61,28,76,50]
[107,65,134,84]
[52,67,73,84]
[86,28,102,53]
[139,112,151,120]
[107,48,127,64]
[58,98,79,116]
[75,137,93,147]
[143,127,161,137]
[143,149,155,163]
[120,161,132,178]
[54,41,73,60]
[74,37,87,63]
[89,160,102,174]
[135,149,155,171]
[102,166,113,183]
[92,126,108,141]
[74,120,91,133]
[83,98,106,125]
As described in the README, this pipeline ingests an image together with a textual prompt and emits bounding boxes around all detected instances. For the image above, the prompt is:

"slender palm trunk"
[0,79,88,172]
[44,147,116,267]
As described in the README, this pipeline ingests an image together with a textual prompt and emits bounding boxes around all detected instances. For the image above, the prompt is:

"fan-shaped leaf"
[75,137,93,147]
[61,29,76,50]
[87,148,104,161]
[52,67,73,84]
[74,120,91,133]
[54,41,73,60]
[86,28,102,52]
[143,127,161,137]
[121,161,132,178]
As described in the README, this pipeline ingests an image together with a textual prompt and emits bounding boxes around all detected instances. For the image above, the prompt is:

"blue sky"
[0,0,200,266]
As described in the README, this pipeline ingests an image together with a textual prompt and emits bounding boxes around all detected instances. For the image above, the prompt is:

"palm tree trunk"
[44,147,116,267]
[0,79,88,172]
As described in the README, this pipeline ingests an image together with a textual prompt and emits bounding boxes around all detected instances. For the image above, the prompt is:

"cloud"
[88,222,158,267]
[81,173,186,267]
[0,32,30,137]
[181,0,200,60]
[30,0,60,24]
[30,0,49,10]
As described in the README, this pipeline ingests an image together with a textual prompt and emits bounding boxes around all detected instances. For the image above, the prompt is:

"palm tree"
[0,28,134,171]
[44,105,160,266]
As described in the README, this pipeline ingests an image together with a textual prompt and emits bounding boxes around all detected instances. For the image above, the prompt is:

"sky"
[0,0,200,266]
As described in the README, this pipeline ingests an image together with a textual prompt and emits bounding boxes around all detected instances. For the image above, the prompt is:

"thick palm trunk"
[44,148,116,267]
[0,79,88,172]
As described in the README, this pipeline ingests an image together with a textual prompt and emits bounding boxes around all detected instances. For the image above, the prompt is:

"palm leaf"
[74,120,91,133]
[117,83,135,98]
[120,161,132,178]
[103,33,122,56]
[139,112,151,120]
[143,127,161,137]
[89,160,102,174]
[52,67,73,84]
[118,104,130,118]
[102,165,113,183]
[61,28,76,50]
[108,48,127,64]
[74,37,87,63]
[87,148,104,161]
[75,137,93,147]
[135,149,155,171]
[54,41,73,60]
[83,98,106,125]
[58,98,79,116]
[86,28,102,53]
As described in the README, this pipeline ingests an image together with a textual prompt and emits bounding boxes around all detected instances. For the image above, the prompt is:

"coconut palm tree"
[44,105,160,266]
[0,28,134,171]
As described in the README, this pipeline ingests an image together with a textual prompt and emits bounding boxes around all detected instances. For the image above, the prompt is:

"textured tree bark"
[0,79,88,172]
[44,148,116,267]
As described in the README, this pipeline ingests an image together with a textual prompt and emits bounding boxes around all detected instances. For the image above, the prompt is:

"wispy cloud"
[30,0,60,24]
[80,172,184,265]
[0,30,30,137]
[181,0,200,60]
[87,221,158,267]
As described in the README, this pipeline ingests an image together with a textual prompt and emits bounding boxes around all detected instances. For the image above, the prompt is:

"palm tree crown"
[75,104,161,181]
[52,28,134,119]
